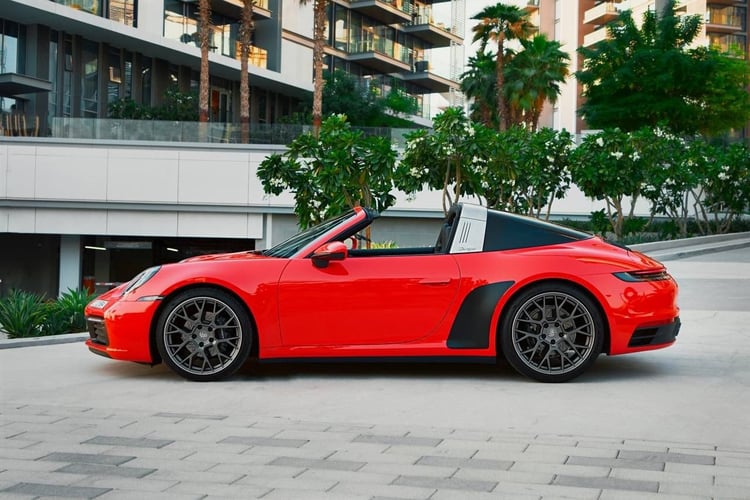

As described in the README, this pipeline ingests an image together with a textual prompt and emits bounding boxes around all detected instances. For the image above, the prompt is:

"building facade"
[0,0,465,297]
[531,0,749,136]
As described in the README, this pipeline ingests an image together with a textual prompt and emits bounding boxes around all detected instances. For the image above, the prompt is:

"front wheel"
[155,288,253,381]
[500,283,604,383]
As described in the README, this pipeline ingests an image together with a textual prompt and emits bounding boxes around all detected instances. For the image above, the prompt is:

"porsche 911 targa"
[85,203,679,383]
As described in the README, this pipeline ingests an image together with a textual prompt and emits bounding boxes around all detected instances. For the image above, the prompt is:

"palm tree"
[300,0,329,136]
[505,34,569,130]
[198,0,212,124]
[471,3,534,131]
[239,0,255,143]
[460,50,497,128]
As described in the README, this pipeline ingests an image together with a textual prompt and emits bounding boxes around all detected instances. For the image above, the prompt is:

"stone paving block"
[324,423,375,433]
[325,450,420,465]
[354,434,442,447]
[269,456,366,471]
[251,419,332,432]
[716,474,750,488]
[598,490,710,500]
[273,430,360,443]
[667,444,719,453]
[554,475,658,493]
[526,444,619,458]
[664,461,750,478]
[182,450,270,466]
[453,467,555,486]
[153,412,228,421]
[102,445,196,460]
[0,458,65,473]
[241,444,333,460]
[97,490,204,500]
[715,455,750,467]
[2,481,111,498]
[415,455,513,471]
[241,475,338,491]
[39,452,135,466]
[429,489,538,500]
[608,466,714,485]
[164,479,270,497]
[0,469,85,485]
[83,436,174,449]
[360,463,457,478]
[208,463,305,479]
[295,468,399,486]
[1,437,39,450]
[619,440,671,452]
[261,488,368,500]
[394,474,497,492]
[219,435,308,448]
[617,449,716,465]
[658,480,750,498]
[70,476,179,492]
[331,481,435,499]
[510,461,611,478]
[55,463,156,478]
[445,429,493,442]
[437,437,527,453]
[124,456,216,473]
[531,435,580,446]
[384,444,476,459]
[473,449,569,464]
[566,455,665,471]
[147,469,245,484]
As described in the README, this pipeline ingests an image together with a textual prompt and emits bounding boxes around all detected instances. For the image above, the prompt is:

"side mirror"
[311,241,348,269]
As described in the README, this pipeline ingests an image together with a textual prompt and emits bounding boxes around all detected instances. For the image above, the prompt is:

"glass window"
[48,32,59,120]
[141,56,152,106]
[108,0,137,27]
[81,40,99,117]
[108,47,121,104]
[63,35,73,117]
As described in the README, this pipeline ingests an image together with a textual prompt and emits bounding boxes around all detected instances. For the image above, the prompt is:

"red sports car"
[85,203,679,383]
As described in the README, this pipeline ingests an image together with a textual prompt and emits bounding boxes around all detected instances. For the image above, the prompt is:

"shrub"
[0,288,95,339]
[0,290,47,339]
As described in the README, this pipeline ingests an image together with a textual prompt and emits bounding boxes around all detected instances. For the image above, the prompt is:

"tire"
[500,283,604,383]
[155,288,253,381]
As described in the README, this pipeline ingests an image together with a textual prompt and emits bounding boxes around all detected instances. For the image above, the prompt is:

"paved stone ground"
[2,402,750,499]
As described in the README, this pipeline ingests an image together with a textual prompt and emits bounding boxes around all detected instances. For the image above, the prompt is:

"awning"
[0,73,52,98]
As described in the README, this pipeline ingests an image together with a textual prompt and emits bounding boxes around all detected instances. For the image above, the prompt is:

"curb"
[0,332,88,350]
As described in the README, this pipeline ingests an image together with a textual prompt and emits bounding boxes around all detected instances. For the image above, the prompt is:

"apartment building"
[0,0,464,297]
[531,0,749,135]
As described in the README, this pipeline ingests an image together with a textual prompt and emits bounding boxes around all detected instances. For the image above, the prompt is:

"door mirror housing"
[311,241,348,268]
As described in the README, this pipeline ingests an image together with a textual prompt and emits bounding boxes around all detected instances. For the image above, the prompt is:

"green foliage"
[0,288,96,338]
[257,115,398,228]
[461,50,499,128]
[397,108,492,214]
[0,290,47,339]
[701,142,750,233]
[576,0,750,135]
[108,87,198,121]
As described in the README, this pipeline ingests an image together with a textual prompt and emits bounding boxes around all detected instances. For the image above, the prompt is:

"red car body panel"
[85,204,679,377]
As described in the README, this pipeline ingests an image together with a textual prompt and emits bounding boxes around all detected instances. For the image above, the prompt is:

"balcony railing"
[46,117,417,147]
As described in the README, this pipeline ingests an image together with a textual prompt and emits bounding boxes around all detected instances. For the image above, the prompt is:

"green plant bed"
[0,288,95,339]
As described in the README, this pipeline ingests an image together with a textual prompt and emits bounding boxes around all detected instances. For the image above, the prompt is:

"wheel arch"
[148,283,260,364]
[495,278,611,356]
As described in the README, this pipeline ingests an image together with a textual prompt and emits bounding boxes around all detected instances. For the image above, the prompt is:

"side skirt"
[258,356,498,365]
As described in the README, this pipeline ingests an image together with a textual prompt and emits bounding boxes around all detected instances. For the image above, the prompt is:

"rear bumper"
[628,317,681,348]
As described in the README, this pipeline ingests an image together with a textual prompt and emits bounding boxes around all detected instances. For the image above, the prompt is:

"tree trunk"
[239,0,254,144]
[312,0,327,136]
[495,34,506,132]
[198,0,211,128]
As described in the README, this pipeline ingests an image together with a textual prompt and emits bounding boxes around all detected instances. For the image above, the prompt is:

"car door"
[277,253,460,346]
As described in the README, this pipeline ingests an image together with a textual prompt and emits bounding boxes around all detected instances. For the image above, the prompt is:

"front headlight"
[123,266,161,295]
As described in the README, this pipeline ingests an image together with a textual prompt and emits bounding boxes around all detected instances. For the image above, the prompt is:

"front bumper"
[85,299,161,363]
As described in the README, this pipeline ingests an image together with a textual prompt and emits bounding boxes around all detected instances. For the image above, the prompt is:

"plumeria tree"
[570,129,651,240]
[397,108,493,215]
[257,115,397,229]
[700,142,750,234]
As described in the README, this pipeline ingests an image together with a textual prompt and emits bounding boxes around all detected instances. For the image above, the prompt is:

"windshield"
[263,210,357,258]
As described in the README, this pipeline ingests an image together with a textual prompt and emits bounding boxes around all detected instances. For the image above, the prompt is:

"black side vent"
[628,318,681,348]
[629,327,659,347]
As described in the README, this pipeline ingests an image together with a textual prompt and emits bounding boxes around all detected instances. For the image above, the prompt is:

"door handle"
[419,278,451,285]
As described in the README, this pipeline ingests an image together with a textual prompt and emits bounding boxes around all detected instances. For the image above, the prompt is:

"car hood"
[179,250,271,263]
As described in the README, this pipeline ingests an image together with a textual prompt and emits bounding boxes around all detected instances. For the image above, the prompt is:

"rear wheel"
[500,283,604,383]
[156,288,252,381]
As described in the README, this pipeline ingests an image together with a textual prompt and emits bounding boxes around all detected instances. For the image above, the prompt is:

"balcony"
[402,17,463,48]
[399,63,458,93]
[349,0,412,25]
[584,2,620,25]
[211,0,272,20]
[525,0,540,13]
[347,38,411,73]
[582,26,609,47]
[705,11,746,33]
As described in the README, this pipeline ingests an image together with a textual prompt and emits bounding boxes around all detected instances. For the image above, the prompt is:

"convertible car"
[85,203,679,383]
